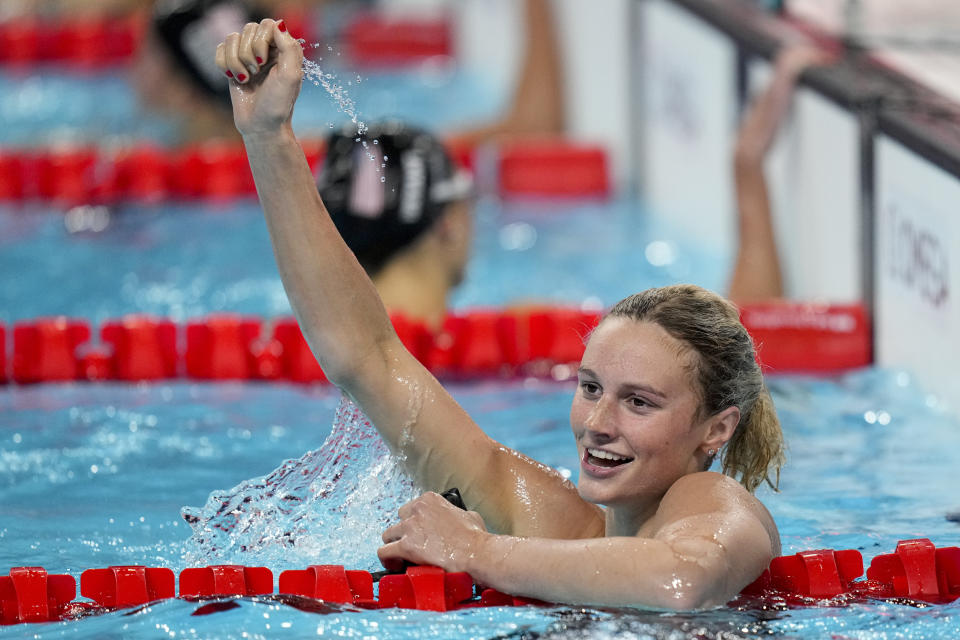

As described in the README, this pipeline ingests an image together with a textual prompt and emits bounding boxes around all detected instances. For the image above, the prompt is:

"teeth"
[587,448,631,462]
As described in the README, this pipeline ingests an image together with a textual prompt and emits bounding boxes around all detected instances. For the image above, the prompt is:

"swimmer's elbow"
[317,335,394,390]
[648,576,720,611]
[642,556,734,611]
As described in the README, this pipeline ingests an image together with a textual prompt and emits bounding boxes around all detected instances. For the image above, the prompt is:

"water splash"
[180,396,418,571]
[300,43,366,136]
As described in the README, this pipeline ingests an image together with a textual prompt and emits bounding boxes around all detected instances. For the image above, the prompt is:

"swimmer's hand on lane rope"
[371,488,467,582]
[215,18,304,138]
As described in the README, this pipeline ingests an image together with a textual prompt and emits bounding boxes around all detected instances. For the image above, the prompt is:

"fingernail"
[225,70,234,78]
[277,20,286,32]
[237,73,247,82]
[256,56,264,64]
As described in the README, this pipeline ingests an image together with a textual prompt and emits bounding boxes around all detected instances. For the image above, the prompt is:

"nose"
[583,396,617,442]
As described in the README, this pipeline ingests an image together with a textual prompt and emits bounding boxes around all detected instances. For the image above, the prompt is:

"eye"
[580,381,601,397]
[629,396,651,409]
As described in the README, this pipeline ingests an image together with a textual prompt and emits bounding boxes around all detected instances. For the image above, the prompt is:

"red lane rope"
[4,309,599,385]
[0,141,324,206]
[0,11,444,69]
[0,303,870,386]
[0,15,144,68]
[2,538,958,625]
[0,139,614,205]
[342,13,453,67]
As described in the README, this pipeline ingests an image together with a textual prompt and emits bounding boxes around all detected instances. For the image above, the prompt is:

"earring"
[707,449,716,456]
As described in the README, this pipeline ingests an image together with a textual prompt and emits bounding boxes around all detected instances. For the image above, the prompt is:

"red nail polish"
[237,73,247,82]
[225,70,234,78]
[256,56,264,64]
[277,20,286,32]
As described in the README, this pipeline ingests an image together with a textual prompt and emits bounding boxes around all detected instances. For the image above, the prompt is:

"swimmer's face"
[570,317,712,515]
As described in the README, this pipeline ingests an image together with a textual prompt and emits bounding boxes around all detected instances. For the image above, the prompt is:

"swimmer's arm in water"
[728,44,835,303]
[214,20,602,541]
[379,474,776,610]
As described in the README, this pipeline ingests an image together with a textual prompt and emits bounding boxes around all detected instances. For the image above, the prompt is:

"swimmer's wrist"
[462,532,511,585]
[457,528,492,576]
[241,123,297,147]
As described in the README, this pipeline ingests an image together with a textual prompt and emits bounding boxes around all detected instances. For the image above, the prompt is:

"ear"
[700,406,740,455]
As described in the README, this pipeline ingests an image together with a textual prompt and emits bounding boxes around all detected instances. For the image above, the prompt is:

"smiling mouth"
[585,447,634,468]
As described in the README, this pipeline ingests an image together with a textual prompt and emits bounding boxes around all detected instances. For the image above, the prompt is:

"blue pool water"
[2,372,959,638]
[0,196,723,324]
[2,50,959,640]
[0,67,502,148]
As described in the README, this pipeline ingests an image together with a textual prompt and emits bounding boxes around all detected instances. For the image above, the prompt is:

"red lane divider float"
[867,539,960,602]
[3,539,959,626]
[741,302,871,373]
[379,566,474,611]
[3,308,602,385]
[1,302,871,386]
[498,141,610,198]
[0,143,261,206]
[179,566,273,598]
[343,13,452,67]
[186,316,262,380]
[280,565,375,608]
[0,15,143,68]
[0,567,75,625]
[0,139,615,206]
[0,11,315,69]
[737,538,960,605]
[0,323,6,384]
[81,566,175,609]
[12,317,91,384]
[0,141,331,207]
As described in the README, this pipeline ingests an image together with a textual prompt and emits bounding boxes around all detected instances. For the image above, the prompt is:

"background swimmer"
[318,121,474,331]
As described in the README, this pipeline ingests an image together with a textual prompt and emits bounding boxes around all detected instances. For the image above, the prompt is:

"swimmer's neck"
[372,248,456,333]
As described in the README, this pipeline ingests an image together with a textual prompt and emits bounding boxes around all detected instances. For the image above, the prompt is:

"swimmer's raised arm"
[729,45,837,303]
[214,20,601,539]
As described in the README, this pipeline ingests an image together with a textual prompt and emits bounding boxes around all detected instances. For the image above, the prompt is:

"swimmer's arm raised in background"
[379,473,776,609]
[447,0,564,147]
[728,45,834,303]
[214,20,602,541]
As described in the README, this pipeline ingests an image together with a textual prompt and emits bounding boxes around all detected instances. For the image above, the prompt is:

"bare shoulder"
[634,472,781,604]
[647,471,781,562]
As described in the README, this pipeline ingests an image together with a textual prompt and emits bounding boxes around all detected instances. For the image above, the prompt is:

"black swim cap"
[319,121,473,275]
[151,0,264,107]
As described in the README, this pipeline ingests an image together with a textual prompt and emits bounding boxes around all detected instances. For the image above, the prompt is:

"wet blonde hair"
[606,284,785,492]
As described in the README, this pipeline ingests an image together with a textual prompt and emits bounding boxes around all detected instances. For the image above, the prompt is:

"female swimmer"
[213,19,785,610]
